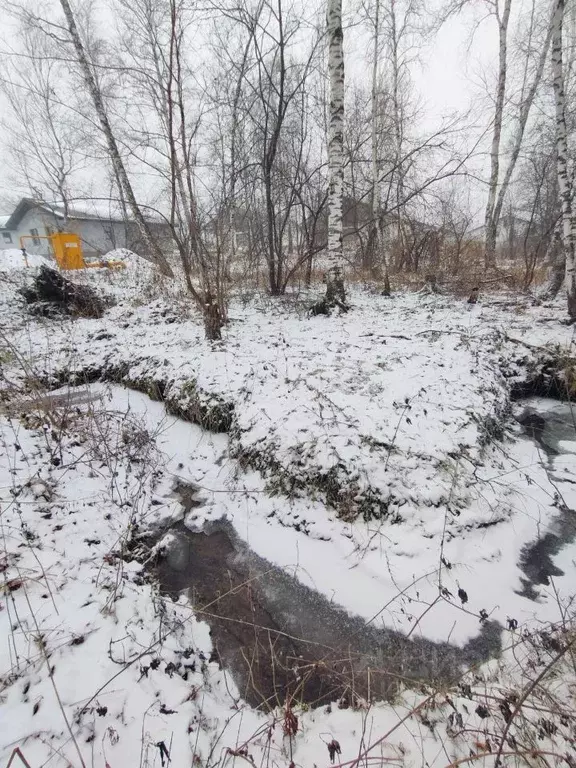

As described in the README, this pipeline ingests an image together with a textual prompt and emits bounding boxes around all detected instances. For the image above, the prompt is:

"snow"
[1,383,575,767]
[60,383,575,648]
[0,248,52,271]
[101,247,141,264]
[3,283,572,526]
[1,266,576,766]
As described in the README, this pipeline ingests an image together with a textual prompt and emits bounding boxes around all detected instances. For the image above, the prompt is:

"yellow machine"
[19,232,125,271]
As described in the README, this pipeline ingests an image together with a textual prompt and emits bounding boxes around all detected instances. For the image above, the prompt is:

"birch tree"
[483,0,512,272]
[324,0,349,310]
[389,0,406,269]
[367,0,382,276]
[56,0,174,278]
[363,0,392,291]
[492,5,553,251]
[551,0,576,320]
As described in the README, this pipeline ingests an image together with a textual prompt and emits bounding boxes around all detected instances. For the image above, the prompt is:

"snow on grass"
[101,247,142,264]
[2,264,576,767]
[0,402,261,767]
[90,384,576,646]
[1,278,574,522]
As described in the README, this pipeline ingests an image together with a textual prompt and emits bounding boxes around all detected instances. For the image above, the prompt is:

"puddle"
[146,483,501,710]
[516,399,576,599]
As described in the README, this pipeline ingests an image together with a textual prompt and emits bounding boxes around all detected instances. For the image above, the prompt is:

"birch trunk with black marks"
[484,0,512,272]
[366,0,391,293]
[366,0,380,276]
[538,215,563,299]
[491,9,554,244]
[324,0,348,310]
[58,0,173,278]
[544,243,566,300]
[390,0,405,272]
[552,0,576,320]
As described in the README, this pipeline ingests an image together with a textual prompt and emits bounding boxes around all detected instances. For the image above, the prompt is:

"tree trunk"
[264,171,280,294]
[305,255,313,287]
[491,13,553,245]
[325,0,347,309]
[58,0,173,278]
[366,0,381,277]
[389,0,406,273]
[203,291,223,341]
[484,0,513,272]
[551,0,576,320]
[541,221,564,299]
[379,218,391,294]
[228,35,253,280]
[544,252,566,300]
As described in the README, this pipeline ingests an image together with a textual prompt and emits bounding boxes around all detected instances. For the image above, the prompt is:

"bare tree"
[493,4,554,259]
[483,0,513,272]
[436,184,476,276]
[483,0,555,273]
[111,0,228,338]
[551,0,576,319]
[362,0,393,290]
[0,27,87,222]
[511,125,560,290]
[54,0,174,277]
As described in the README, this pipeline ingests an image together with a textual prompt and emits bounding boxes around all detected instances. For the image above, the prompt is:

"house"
[0,215,11,248]
[0,198,172,259]
[205,207,252,252]
[307,196,409,252]
[310,197,371,247]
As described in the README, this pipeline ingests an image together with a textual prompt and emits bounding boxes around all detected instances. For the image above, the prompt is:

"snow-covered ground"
[1,260,575,766]
[1,248,53,271]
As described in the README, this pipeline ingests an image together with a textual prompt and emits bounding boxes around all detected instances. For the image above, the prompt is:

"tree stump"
[467,286,479,305]
[203,292,223,340]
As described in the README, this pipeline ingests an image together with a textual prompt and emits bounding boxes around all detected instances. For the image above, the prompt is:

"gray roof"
[3,198,163,230]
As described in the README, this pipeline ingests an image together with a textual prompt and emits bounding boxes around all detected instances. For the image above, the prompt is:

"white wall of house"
[1,209,55,255]
[69,218,131,256]
[0,208,134,256]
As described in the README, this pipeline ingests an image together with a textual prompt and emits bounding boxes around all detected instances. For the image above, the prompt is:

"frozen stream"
[45,385,576,707]
[516,399,576,599]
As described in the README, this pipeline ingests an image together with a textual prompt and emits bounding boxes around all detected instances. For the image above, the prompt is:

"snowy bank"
[1,382,575,768]
[0,248,52,271]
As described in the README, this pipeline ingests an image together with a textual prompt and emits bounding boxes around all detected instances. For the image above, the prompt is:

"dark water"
[516,400,576,600]
[148,483,501,709]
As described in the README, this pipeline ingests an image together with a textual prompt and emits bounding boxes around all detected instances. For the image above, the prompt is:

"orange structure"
[19,233,125,270]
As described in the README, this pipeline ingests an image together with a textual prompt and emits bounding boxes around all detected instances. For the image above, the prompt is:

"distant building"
[469,213,531,251]
[0,215,11,248]
[309,196,397,251]
[0,198,171,259]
